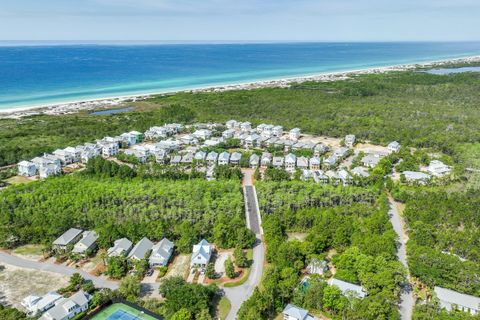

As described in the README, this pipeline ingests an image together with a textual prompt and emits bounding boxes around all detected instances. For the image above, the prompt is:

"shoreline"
[1,54,480,119]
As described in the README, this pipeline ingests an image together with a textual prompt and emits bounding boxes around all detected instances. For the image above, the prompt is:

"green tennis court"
[91,303,159,320]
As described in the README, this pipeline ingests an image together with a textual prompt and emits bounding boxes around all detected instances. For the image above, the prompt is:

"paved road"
[0,252,119,290]
[223,169,265,320]
[388,195,414,320]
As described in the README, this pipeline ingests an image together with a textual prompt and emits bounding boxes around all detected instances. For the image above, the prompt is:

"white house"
[52,149,74,165]
[120,132,137,146]
[72,231,98,256]
[330,278,366,299]
[222,129,235,139]
[272,125,283,137]
[99,141,119,158]
[39,290,91,320]
[18,161,37,177]
[124,149,148,163]
[218,152,230,166]
[22,292,63,317]
[361,154,380,168]
[309,157,321,170]
[296,156,309,170]
[314,143,329,157]
[194,150,207,162]
[53,228,83,252]
[306,258,328,275]
[191,239,213,268]
[337,169,353,186]
[206,151,219,166]
[273,156,285,169]
[345,134,356,147]
[226,120,238,129]
[240,121,252,132]
[402,171,431,185]
[261,152,272,168]
[249,154,260,168]
[427,160,451,177]
[282,304,315,320]
[193,129,212,140]
[107,238,133,257]
[312,170,329,184]
[39,163,61,179]
[352,166,370,178]
[434,286,480,315]
[230,152,242,165]
[244,133,261,149]
[388,141,401,153]
[149,238,174,267]
[285,153,297,171]
[323,155,338,167]
[333,147,350,159]
[289,128,301,141]
[128,237,153,261]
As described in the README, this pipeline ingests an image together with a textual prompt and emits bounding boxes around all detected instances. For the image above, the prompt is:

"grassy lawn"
[12,244,44,257]
[216,296,231,320]
[5,175,34,185]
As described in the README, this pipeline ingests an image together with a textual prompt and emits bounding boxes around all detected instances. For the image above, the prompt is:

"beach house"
[18,161,37,177]
[361,154,380,168]
[107,238,133,257]
[149,238,174,267]
[296,156,308,170]
[128,237,153,261]
[230,152,242,165]
[72,231,99,256]
[289,128,301,140]
[22,292,63,317]
[352,166,370,177]
[272,125,284,137]
[273,156,285,169]
[261,152,272,168]
[323,155,338,167]
[120,132,137,146]
[427,160,451,177]
[309,157,321,170]
[194,150,207,162]
[388,141,401,153]
[333,147,350,159]
[53,228,83,252]
[434,286,480,315]
[222,129,235,139]
[226,120,238,129]
[206,151,219,166]
[345,134,356,147]
[402,171,431,184]
[193,129,212,140]
[39,290,91,320]
[244,133,261,149]
[240,121,252,132]
[39,162,62,179]
[338,169,353,186]
[191,239,213,269]
[306,258,328,275]
[249,154,260,168]
[218,151,230,166]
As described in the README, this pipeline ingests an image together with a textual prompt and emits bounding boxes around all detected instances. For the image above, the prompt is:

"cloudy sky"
[1,0,479,41]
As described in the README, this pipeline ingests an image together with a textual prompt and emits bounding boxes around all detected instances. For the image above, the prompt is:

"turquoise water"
[1,42,480,110]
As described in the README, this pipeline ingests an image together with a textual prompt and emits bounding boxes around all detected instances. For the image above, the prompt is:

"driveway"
[388,195,414,320]
[0,251,118,290]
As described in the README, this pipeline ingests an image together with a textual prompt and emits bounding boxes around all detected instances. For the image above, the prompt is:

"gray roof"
[218,151,230,161]
[435,286,480,311]
[361,155,380,166]
[53,228,83,246]
[283,303,309,320]
[352,166,370,177]
[206,151,218,161]
[107,238,133,257]
[231,152,242,161]
[331,278,366,298]
[273,156,284,166]
[128,237,153,260]
[72,231,98,253]
[297,156,308,167]
[150,238,174,265]
[41,291,90,320]
[403,171,431,180]
[249,154,260,164]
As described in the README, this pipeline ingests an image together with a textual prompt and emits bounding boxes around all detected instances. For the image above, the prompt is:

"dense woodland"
[1,69,480,166]
[238,181,405,320]
[0,172,253,252]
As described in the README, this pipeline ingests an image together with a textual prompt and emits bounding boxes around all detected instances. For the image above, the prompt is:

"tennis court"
[91,303,160,320]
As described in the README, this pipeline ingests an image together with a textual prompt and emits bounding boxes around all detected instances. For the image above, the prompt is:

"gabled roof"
[250,154,260,163]
[53,228,83,246]
[283,303,309,320]
[309,157,321,165]
[231,152,242,161]
[206,151,218,161]
[331,278,366,298]
[128,237,153,260]
[150,238,174,263]
[435,286,480,311]
[218,151,230,161]
[18,160,35,167]
[285,153,297,163]
[72,231,98,253]
[297,156,308,167]
[107,238,132,256]
[36,291,63,311]
[41,291,90,320]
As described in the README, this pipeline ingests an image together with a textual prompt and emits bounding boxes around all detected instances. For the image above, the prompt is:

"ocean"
[1,42,480,110]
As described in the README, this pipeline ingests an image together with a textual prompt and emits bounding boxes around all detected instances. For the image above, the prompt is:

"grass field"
[91,303,159,320]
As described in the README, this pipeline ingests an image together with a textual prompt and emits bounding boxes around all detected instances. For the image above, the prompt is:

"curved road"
[0,251,119,290]
[223,170,265,320]
[388,195,414,320]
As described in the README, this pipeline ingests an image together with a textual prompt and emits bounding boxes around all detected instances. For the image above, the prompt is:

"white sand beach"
[1,55,479,119]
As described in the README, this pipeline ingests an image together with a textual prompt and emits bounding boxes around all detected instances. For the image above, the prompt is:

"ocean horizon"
[1,41,480,110]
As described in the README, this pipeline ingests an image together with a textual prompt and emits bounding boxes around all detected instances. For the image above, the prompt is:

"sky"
[1,0,479,42]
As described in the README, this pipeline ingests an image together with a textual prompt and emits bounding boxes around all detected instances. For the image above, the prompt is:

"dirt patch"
[214,251,232,276]
[0,264,69,311]
[5,176,36,185]
[165,254,191,280]
[287,232,308,242]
